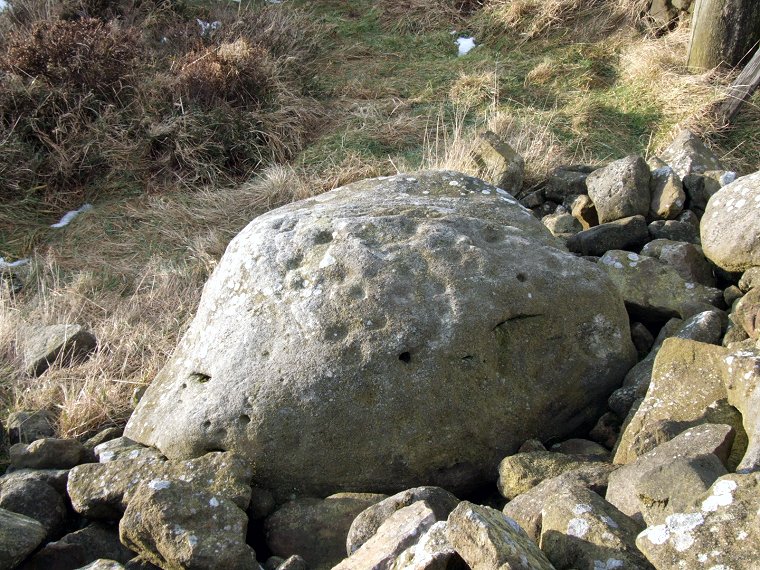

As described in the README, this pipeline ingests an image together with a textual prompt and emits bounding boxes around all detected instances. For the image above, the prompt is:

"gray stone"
[598,251,723,321]
[636,473,760,569]
[517,439,546,453]
[721,346,760,472]
[734,286,760,339]
[541,212,581,236]
[640,239,715,287]
[446,502,554,569]
[265,493,386,570]
[548,439,610,458]
[586,156,651,223]
[634,454,727,526]
[347,487,459,555]
[570,194,598,229]
[660,129,725,179]
[589,412,622,450]
[701,170,760,273]
[502,463,617,540]
[21,324,97,376]
[119,480,257,570]
[649,164,685,220]
[0,468,69,495]
[275,555,307,570]
[93,437,164,464]
[76,561,125,570]
[739,267,760,292]
[724,285,744,306]
[390,521,466,570]
[607,424,735,522]
[543,165,593,203]
[471,131,525,193]
[0,477,66,538]
[334,501,437,570]
[7,410,55,444]
[539,486,651,569]
[68,451,251,520]
[83,427,124,451]
[648,219,700,244]
[497,451,602,500]
[0,508,47,570]
[630,322,655,359]
[23,522,135,570]
[124,171,637,498]
[10,438,88,470]
[566,215,649,256]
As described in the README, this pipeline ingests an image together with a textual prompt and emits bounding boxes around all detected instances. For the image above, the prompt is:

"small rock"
[119,480,257,570]
[0,507,47,569]
[0,477,66,538]
[21,324,97,376]
[630,322,655,359]
[541,212,582,236]
[724,285,744,306]
[248,486,276,521]
[276,555,308,570]
[470,131,525,193]
[347,487,458,555]
[589,412,622,449]
[647,219,700,244]
[566,215,649,256]
[649,163,685,220]
[586,155,651,223]
[83,427,124,451]
[607,423,735,522]
[334,501,437,570]
[539,485,650,569]
[548,439,610,458]
[502,463,617,540]
[7,410,56,445]
[497,451,602,500]
[265,493,386,569]
[93,437,164,464]
[10,438,89,470]
[738,267,760,292]
[76,560,125,570]
[570,194,599,229]
[543,165,593,202]
[659,129,725,179]
[734,287,760,339]
[640,239,715,287]
[391,520,467,570]
[517,439,547,453]
[446,502,554,569]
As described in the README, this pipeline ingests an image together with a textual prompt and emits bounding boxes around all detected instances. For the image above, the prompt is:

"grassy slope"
[0,0,757,438]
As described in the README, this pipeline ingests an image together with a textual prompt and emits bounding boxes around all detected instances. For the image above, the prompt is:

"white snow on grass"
[51,204,93,228]
[456,36,476,56]
[0,0,7,12]
[0,257,29,270]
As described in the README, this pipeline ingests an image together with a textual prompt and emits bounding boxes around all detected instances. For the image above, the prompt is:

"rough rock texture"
[570,195,598,230]
[93,437,165,464]
[9,438,89,470]
[659,130,725,179]
[446,502,555,569]
[548,439,609,458]
[586,156,651,224]
[539,486,651,569]
[648,163,685,220]
[502,463,617,540]
[634,454,727,526]
[21,323,97,376]
[598,251,722,321]
[347,487,459,555]
[119,480,257,570]
[76,561,125,570]
[607,423,735,523]
[648,219,700,244]
[543,165,592,203]
[734,288,760,339]
[6,410,56,444]
[640,239,715,287]
[636,473,760,569]
[125,171,636,497]
[566,216,649,256]
[470,131,525,193]
[0,477,66,538]
[497,451,602,500]
[22,522,135,570]
[333,501,437,570]
[391,521,467,570]
[67,451,252,519]
[722,346,760,472]
[264,493,386,570]
[541,212,581,237]
[701,170,760,272]
[0,507,47,569]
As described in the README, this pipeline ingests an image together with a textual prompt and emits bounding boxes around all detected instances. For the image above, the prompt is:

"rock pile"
[2,129,760,569]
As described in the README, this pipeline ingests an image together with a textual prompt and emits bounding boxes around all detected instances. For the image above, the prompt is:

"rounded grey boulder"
[125,171,636,497]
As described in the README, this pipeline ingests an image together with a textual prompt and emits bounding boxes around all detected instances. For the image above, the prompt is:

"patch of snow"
[456,36,477,56]
[0,0,7,12]
[0,257,29,270]
[196,19,221,37]
[51,204,93,228]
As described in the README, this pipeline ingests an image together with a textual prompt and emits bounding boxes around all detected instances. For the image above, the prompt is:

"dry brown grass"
[377,0,480,34]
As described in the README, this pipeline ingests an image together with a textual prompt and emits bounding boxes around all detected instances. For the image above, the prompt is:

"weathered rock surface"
[67,451,251,519]
[125,171,636,497]
[586,156,651,223]
[598,251,723,320]
[541,212,581,237]
[640,239,715,287]
[347,487,458,555]
[470,131,525,193]
[636,473,760,569]
[607,423,735,523]
[659,130,725,179]
[548,439,609,458]
[10,438,89,470]
[734,280,760,340]
[265,493,385,570]
[539,486,651,569]
[21,324,97,376]
[648,218,700,244]
[0,507,47,569]
[6,410,56,445]
[497,451,602,500]
[701,170,760,272]
[334,501,437,570]
[502,463,617,540]
[722,346,760,472]
[119,480,257,570]
[566,215,649,256]
[93,437,164,464]
[391,521,466,570]
[0,477,66,538]
[543,165,593,203]
[446,502,555,569]
[648,163,685,220]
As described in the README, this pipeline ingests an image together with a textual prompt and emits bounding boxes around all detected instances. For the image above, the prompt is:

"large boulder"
[701,171,760,273]
[125,171,637,497]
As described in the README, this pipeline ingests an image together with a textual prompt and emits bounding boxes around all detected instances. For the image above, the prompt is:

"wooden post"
[717,48,760,125]
[687,0,760,71]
